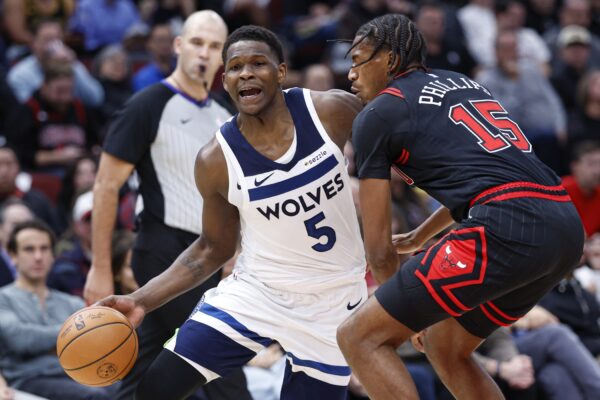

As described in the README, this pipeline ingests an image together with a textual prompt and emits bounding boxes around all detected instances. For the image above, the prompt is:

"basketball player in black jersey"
[336,14,585,400]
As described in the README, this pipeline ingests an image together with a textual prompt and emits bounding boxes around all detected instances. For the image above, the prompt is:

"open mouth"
[240,88,262,97]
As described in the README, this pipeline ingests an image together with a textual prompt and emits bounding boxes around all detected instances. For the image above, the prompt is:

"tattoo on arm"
[181,255,208,279]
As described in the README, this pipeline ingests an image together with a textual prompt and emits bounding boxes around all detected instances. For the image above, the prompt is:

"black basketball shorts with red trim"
[375,182,585,338]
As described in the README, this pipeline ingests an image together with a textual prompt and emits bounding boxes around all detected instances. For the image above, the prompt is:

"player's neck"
[238,91,291,136]
[167,71,209,102]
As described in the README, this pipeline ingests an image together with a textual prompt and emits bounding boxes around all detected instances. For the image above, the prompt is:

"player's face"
[223,41,286,116]
[347,39,393,104]
[12,228,54,284]
[175,19,226,87]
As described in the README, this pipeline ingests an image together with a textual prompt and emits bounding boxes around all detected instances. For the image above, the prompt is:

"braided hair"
[347,14,427,76]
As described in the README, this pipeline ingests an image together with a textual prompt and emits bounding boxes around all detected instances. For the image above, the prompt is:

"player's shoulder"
[310,88,362,113]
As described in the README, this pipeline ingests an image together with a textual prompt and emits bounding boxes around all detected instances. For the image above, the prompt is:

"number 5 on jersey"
[304,212,336,252]
[449,100,532,153]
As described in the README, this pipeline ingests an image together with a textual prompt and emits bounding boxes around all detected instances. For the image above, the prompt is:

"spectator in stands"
[575,234,600,303]
[7,19,103,107]
[568,70,600,146]
[539,277,600,357]
[68,0,141,53]
[132,24,175,92]
[0,219,115,400]
[55,156,97,233]
[48,190,93,297]
[562,140,600,237]
[0,144,58,231]
[0,200,34,288]
[544,0,600,68]
[416,1,478,77]
[8,61,100,176]
[2,0,74,61]
[477,30,567,173]
[525,0,559,35]
[474,328,538,400]
[495,0,552,74]
[512,307,600,400]
[92,45,132,139]
[457,0,497,66]
[551,25,593,112]
[110,230,138,296]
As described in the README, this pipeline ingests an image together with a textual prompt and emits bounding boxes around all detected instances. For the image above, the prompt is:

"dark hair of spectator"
[222,25,284,65]
[7,219,56,255]
[57,156,97,213]
[43,61,74,83]
[347,14,427,76]
[571,140,600,162]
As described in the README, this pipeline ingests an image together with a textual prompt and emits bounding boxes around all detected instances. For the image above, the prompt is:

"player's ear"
[387,51,400,74]
[222,71,228,92]
[277,62,287,85]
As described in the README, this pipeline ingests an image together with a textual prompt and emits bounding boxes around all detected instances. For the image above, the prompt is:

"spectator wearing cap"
[69,0,141,53]
[47,190,93,297]
[544,0,600,69]
[132,24,175,92]
[7,19,103,107]
[0,144,58,232]
[551,25,594,112]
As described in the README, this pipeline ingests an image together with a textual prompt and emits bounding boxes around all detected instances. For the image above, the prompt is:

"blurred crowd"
[0,0,599,400]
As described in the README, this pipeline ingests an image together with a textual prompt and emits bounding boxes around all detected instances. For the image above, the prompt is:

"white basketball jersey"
[216,88,366,293]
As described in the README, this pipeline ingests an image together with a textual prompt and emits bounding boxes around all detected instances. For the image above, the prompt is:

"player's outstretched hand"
[95,295,146,329]
[392,231,425,254]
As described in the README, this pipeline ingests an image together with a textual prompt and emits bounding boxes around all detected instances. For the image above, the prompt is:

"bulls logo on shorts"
[415,227,488,317]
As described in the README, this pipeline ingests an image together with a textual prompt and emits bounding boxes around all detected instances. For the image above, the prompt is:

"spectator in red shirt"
[562,140,600,236]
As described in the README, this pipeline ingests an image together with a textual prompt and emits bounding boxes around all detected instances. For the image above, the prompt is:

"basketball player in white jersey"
[97,25,366,400]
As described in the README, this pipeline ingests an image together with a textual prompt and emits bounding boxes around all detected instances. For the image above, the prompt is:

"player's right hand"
[392,231,425,254]
[95,295,146,329]
[84,266,115,306]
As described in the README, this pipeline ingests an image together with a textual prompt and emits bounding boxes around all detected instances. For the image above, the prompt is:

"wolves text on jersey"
[418,75,491,107]
[256,173,344,220]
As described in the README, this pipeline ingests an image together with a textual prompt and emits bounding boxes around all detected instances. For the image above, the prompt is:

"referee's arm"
[84,152,135,305]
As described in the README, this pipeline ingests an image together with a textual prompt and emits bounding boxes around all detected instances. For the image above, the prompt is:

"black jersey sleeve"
[352,98,411,180]
[103,85,169,164]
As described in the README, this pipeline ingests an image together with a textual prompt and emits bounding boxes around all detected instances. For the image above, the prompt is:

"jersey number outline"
[449,100,532,153]
[304,212,336,252]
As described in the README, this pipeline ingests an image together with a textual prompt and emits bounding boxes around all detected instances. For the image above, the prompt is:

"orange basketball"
[57,306,138,387]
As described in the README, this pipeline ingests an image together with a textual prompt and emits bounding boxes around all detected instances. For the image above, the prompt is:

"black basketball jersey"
[352,68,560,221]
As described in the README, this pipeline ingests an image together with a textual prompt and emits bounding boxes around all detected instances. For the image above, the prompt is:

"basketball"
[57,306,138,387]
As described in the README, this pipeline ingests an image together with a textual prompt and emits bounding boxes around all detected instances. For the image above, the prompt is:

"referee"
[84,11,251,400]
